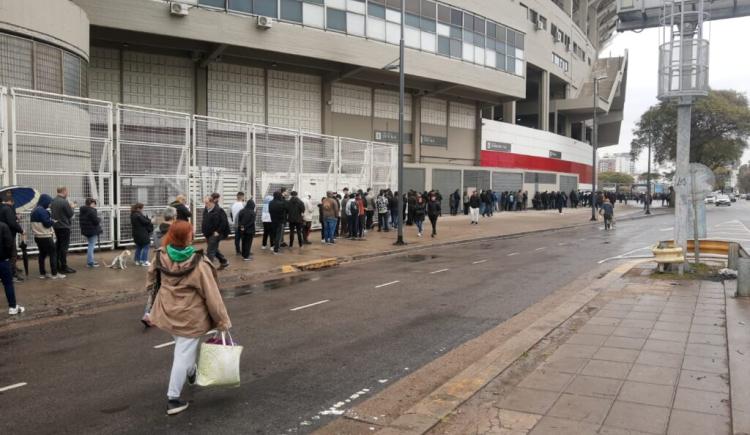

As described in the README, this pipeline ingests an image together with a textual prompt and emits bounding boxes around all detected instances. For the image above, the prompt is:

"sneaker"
[8,305,25,315]
[219,262,229,270]
[272,251,281,255]
[187,366,197,385]
[141,261,152,267]
[39,274,52,280]
[418,232,422,237]
[52,274,66,280]
[63,267,76,274]
[243,257,253,261]
[167,399,189,415]
[261,246,268,250]
[134,261,142,266]
[87,262,100,268]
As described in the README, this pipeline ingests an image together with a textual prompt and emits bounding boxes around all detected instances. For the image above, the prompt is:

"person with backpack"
[31,194,64,280]
[600,197,615,230]
[413,196,427,237]
[287,191,305,248]
[268,191,287,254]
[147,220,232,415]
[79,198,102,268]
[131,203,154,267]
[236,197,256,261]
[347,193,359,240]
[376,190,389,232]
[0,192,25,281]
[320,192,339,244]
[201,193,230,269]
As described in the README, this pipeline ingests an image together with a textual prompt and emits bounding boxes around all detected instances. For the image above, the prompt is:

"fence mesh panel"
[371,142,397,193]
[339,138,371,193]
[300,133,337,224]
[254,125,298,226]
[0,87,6,186]
[11,89,114,251]
[116,105,190,244]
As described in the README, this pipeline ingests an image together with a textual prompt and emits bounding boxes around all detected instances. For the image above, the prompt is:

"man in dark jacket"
[0,219,23,315]
[0,192,24,280]
[287,191,305,248]
[50,186,75,274]
[468,191,481,224]
[268,191,287,254]
[201,193,230,269]
[236,198,257,260]
[170,195,192,222]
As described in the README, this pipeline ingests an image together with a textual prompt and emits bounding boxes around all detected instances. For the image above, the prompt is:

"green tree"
[738,164,750,193]
[630,90,750,170]
[713,166,731,190]
[638,172,655,182]
[598,171,635,185]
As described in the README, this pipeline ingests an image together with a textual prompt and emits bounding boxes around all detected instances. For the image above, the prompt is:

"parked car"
[705,195,716,204]
[741,193,748,200]
[716,194,731,206]
[729,194,737,202]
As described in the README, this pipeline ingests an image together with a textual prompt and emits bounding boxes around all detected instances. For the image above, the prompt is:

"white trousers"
[469,207,479,223]
[168,335,200,399]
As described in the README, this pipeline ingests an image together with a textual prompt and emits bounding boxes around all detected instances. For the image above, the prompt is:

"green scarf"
[166,244,195,263]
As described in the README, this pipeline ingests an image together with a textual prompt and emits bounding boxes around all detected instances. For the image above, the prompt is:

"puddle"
[222,275,315,299]
[402,254,439,262]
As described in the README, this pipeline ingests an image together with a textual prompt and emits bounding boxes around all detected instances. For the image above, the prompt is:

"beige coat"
[147,249,232,338]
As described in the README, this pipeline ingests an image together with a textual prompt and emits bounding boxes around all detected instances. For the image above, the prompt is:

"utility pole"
[645,136,652,215]
[395,0,406,245]
[590,76,606,222]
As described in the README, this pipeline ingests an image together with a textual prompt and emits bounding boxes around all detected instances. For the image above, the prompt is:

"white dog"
[106,250,132,270]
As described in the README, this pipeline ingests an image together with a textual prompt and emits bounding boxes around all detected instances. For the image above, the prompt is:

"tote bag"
[196,331,243,387]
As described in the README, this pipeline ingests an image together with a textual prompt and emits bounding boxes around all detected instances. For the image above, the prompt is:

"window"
[199,0,225,8]
[438,4,450,23]
[347,11,365,36]
[228,0,252,13]
[254,0,278,16]
[451,8,462,26]
[438,35,450,56]
[281,0,303,22]
[327,7,347,32]
[368,2,385,18]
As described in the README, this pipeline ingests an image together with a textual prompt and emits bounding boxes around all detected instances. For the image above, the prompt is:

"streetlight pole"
[590,76,605,221]
[645,137,652,215]
[395,0,406,245]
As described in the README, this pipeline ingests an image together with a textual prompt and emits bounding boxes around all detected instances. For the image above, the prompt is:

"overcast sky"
[600,16,750,172]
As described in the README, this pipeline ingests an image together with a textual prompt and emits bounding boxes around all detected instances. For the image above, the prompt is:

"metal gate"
[192,116,252,236]
[300,132,337,225]
[371,142,397,193]
[254,125,298,225]
[559,174,578,194]
[463,170,490,193]
[11,88,114,251]
[0,87,7,186]
[432,169,461,211]
[116,105,190,244]
[492,171,523,193]
[339,138,371,192]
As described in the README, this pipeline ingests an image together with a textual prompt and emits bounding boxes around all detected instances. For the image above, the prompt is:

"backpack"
[347,200,357,217]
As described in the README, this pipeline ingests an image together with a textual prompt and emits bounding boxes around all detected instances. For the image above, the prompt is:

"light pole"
[395,0,406,245]
[645,137,652,215]
[590,75,607,222]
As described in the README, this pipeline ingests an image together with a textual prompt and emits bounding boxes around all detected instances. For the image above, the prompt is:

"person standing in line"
[79,198,102,268]
[50,186,75,274]
[357,192,367,239]
[427,194,441,238]
[236,196,256,261]
[376,190,389,232]
[268,191,287,254]
[201,193,230,269]
[0,192,25,281]
[153,206,176,251]
[340,188,350,237]
[230,192,246,256]
[0,219,23,315]
[148,220,232,415]
[261,194,273,250]
[170,195,192,222]
[413,196,426,237]
[468,190,480,224]
[347,193,359,240]
[463,191,470,215]
[287,191,305,248]
[302,193,314,244]
[31,194,64,280]
[131,203,154,267]
[365,188,375,230]
[556,191,565,214]
[321,192,339,244]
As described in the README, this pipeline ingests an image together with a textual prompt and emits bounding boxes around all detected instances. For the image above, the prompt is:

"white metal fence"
[11,88,114,251]
[0,87,7,187]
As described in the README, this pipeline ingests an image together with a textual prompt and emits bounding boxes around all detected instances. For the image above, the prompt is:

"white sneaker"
[142,261,152,267]
[39,274,51,280]
[261,246,267,250]
[418,232,422,237]
[52,273,66,279]
[134,261,142,266]
[8,305,25,315]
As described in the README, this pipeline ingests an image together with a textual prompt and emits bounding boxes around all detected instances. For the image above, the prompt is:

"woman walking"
[30,194,64,279]
[236,197,256,260]
[427,194,441,238]
[79,198,102,268]
[413,196,426,237]
[131,203,154,267]
[148,220,232,415]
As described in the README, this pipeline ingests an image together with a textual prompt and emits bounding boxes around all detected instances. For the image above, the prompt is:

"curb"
[374,260,641,435]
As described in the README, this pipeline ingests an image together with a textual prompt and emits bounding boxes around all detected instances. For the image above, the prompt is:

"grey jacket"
[51,196,74,230]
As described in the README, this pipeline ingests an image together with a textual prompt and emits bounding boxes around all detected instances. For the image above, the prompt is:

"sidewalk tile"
[581,360,631,379]
[658,314,692,324]
[648,330,689,343]
[567,333,609,347]
[688,333,726,346]
[564,375,622,399]
[542,356,588,374]
[599,426,652,435]
[627,364,678,386]
[631,304,663,313]
[612,327,651,339]
[635,350,683,369]
[619,319,656,329]
[597,310,630,319]
[642,339,685,355]
[624,311,660,321]
[577,324,617,336]
[689,324,724,335]
[498,388,559,415]
[682,355,728,375]
[653,321,691,333]
[667,409,731,435]
[692,316,725,326]
[678,370,729,394]
[518,370,573,392]
[529,416,599,435]
[685,343,726,359]
[604,336,646,350]
[547,393,613,424]
[593,347,640,363]
[673,388,730,416]
[618,381,674,407]
[496,409,542,432]
[589,316,622,326]
[554,344,600,359]
[604,401,670,434]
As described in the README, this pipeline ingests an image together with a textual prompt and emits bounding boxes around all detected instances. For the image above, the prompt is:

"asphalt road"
[2,201,749,435]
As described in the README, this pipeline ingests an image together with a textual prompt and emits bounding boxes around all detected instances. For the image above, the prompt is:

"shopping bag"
[196,331,243,387]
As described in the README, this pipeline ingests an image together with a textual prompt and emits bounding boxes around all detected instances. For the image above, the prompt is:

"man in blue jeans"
[320,192,339,244]
[0,220,23,315]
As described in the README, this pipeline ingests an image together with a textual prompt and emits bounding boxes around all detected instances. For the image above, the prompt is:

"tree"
[638,172,654,182]
[630,90,750,170]
[598,171,635,185]
[738,164,750,193]
[713,166,731,190]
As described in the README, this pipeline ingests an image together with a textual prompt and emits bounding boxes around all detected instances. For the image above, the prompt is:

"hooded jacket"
[30,194,55,238]
[287,196,305,224]
[79,205,101,238]
[147,249,231,337]
[170,201,192,222]
[302,195,314,222]
[131,211,154,246]
[0,203,23,236]
[236,199,257,233]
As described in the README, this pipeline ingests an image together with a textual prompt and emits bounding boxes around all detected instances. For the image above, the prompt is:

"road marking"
[153,341,176,349]
[375,280,400,288]
[290,299,330,311]
[507,252,519,256]
[597,245,653,264]
[558,242,567,246]
[659,227,674,232]
[534,247,547,251]
[472,259,488,264]
[430,268,449,274]
[0,382,27,392]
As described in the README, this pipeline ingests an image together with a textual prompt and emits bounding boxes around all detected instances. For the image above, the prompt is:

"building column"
[553,108,559,134]
[475,101,482,166]
[412,94,421,164]
[194,65,208,116]
[581,122,587,142]
[322,81,333,135]
[539,70,550,131]
[503,101,516,124]
[564,117,572,137]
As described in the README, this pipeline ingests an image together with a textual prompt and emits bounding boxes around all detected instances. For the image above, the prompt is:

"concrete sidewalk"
[2,204,656,326]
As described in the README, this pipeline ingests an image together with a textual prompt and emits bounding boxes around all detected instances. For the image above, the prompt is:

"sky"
[600,15,750,173]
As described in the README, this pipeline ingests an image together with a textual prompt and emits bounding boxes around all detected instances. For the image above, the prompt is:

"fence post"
[729,242,739,270]
[251,125,257,199]
[297,128,303,192]
[737,255,750,297]
[9,89,16,185]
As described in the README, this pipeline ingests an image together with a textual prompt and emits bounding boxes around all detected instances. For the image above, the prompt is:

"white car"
[704,196,716,204]
[715,194,731,206]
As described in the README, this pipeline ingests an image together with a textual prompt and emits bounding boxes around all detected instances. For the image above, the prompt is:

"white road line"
[0,382,27,392]
[153,341,175,349]
[659,227,674,232]
[290,299,330,311]
[534,247,547,251]
[507,252,519,256]
[430,268,449,274]
[375,280,400,288]
[472,259,488,264]
[597,245,653,264]
[558,242,567,246]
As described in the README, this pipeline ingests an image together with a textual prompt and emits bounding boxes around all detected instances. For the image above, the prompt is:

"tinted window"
[327,8,347,32]
[438,4,450,23]
[450,38,462,57]
[487,22,496,39]
[451,8,462,26]
[228,0,252,13]
[421,17,436,32]
[368,3,386,18]
[450,25,462,39]
[405,0,420,14]
[438,35,450,55]
[421,0,435,18]
[280,0,302,22]
[463,13,474,31]
[254,0,277,17]
[199,0,225,8]
[515,33,524,50]
[406,13,421,28]
[474,16,485,35]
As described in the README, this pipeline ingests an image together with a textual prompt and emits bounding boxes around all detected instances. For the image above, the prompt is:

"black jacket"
[287,197,305,224]
[202,206,230,239]
[170,201,192,222]
[469,195,481,208]
[427,200,441,217]
[236,199,257,234]
[0,203,23,236]
[130,211,153,246]
[79,205,101,238]
[0,221,12,262]
[268,198,287,223]
[413,202,426,220]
